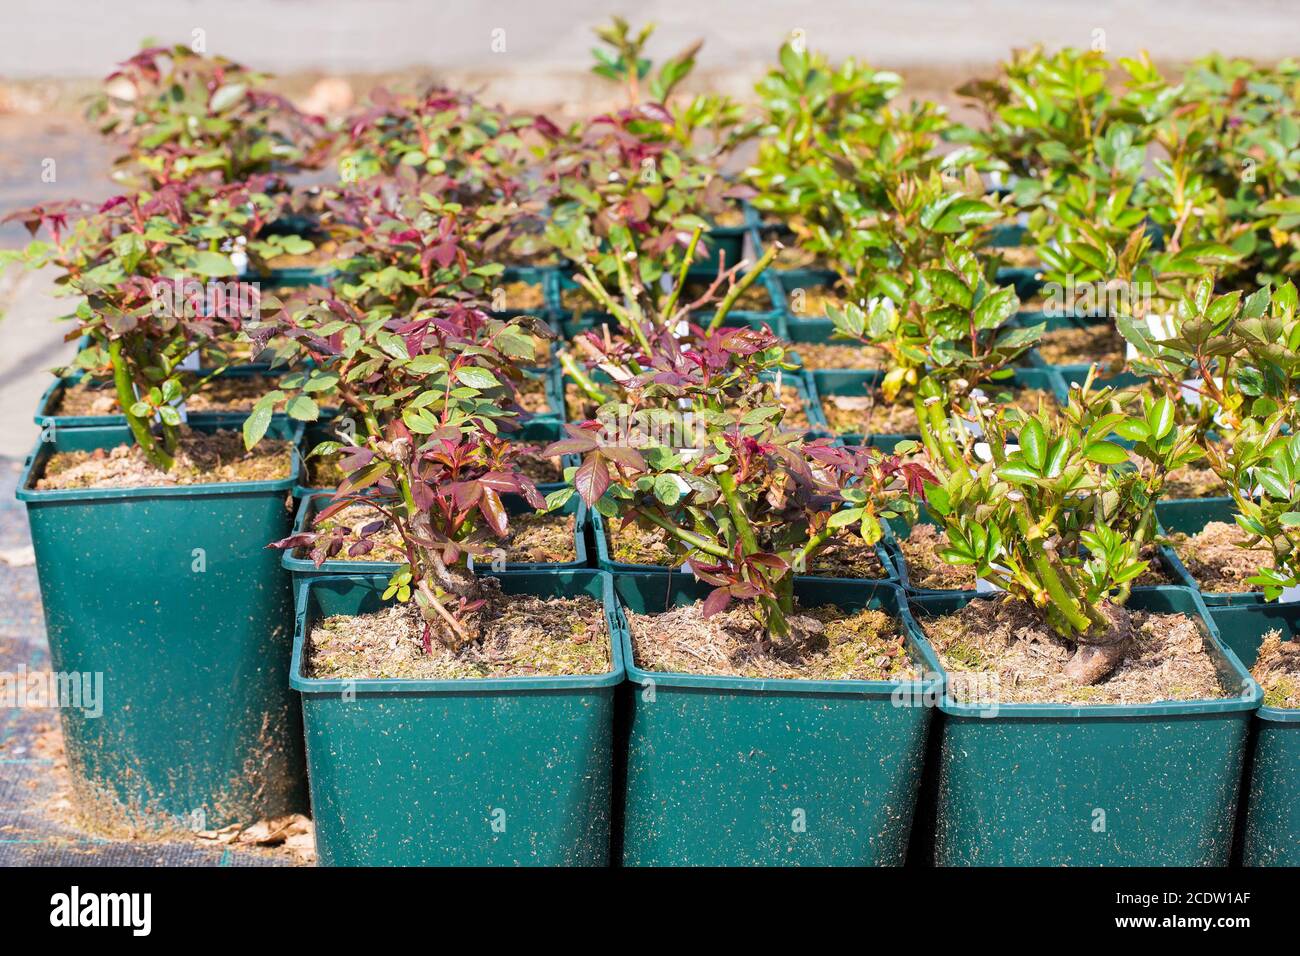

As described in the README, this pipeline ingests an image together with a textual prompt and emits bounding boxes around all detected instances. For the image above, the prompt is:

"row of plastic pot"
[16,418,1297,865]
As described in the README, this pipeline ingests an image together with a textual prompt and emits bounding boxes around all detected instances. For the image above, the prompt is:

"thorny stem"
[638,509,731,560]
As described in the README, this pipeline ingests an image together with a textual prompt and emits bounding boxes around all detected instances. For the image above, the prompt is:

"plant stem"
[559,351,611,406]
[638,509,731,560]
[706,243,780,333]
[717,471,759,555]
[110,338,173,471]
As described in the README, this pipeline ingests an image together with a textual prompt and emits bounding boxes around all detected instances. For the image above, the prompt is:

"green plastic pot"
[910,587,1260,866]
[15,419,308,831]
[615,573,941,866]
[485,265,552,320]
[282,491,589,581]
[995,266,1044,302]
[787,319,879,372]
[1207,602,1300,867]
[292,569,624,866]
[770,267,840,323]
[1156,498,1263,606]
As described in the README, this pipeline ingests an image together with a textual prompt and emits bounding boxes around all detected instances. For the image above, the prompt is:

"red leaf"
[478,487,508,536]
[574,456,610,504]
[701,587,732,618]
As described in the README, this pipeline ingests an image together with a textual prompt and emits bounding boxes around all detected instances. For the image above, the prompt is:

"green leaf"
[242,404,273,449]
[1113,419,1150,442]
[1083,441,1128,465]
[209,83,247,113]
[829,507,865,528]
[285,395,320,422]
[189,251,237,277]
[1146,396,1174,440]
[996,462,1041,483]
[652,474,682,506]
[1020,419,1046,471]
[454,366,503,390]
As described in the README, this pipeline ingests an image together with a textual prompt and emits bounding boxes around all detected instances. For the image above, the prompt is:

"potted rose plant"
[908,367,1259,865]
[551,323,942,864]
[271,294,621,865]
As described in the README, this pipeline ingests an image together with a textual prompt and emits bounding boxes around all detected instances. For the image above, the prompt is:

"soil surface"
[605,521,885,578]
[305,444,560,490]
[1168,520,1269,593]
[1033,323,1125,367]
[304,449,347,489]
[787,285,847,319]
[626,599,916,681]
[517,376,551,415]
[36,428,292,490]
[822,391,919,436]
[513,448,564,483]
[1132,544,1178,586]
[897,524,976,590]
[997,246,1040,267]
[1253,631,1300,708]
[809,529,889,578]
[499,279,546,311]
[303,501,576,564]
[795,340,886,370]
[54,374,278,416]
[263,239,340,270]
[922,597,1230,704]
[682,279,771,312]
[773,246,832,270]
[307,580,609,680]
[606,521,675,565]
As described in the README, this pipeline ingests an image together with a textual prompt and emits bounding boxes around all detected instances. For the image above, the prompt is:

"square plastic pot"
[614,573,941,866]
[291,570,624,865]
[1156,498,1263,606]
[282,491,590,582]
[1208,602,1300,867]
[770,267,840,323]
[15,419,308,831]
[910,587,1260,866]
[786,318,880,372]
